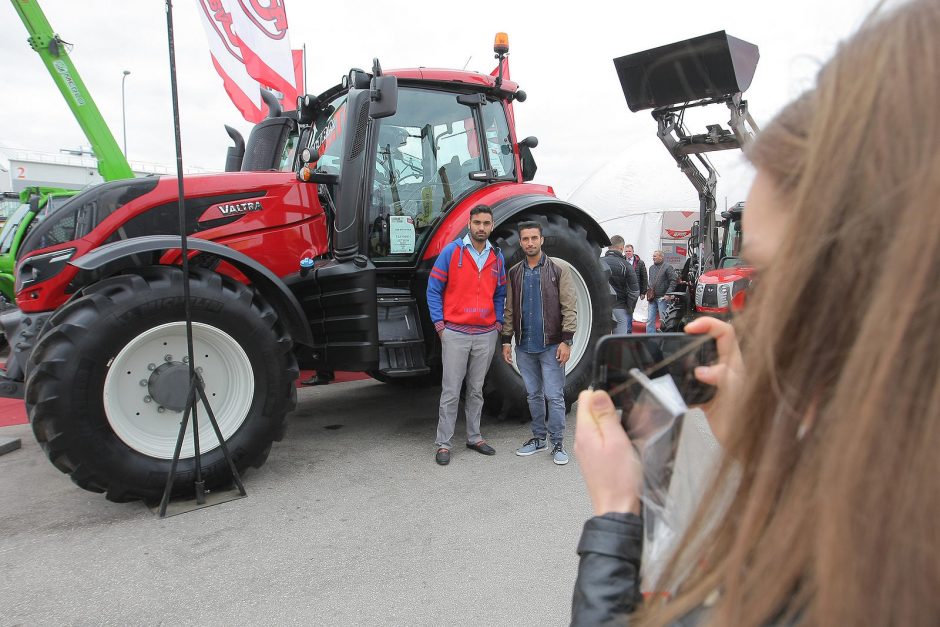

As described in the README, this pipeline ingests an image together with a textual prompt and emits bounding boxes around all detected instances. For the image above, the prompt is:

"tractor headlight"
[16,247,77,291]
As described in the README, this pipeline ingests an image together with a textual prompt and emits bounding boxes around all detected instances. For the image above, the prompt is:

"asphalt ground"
[0,378,593,626]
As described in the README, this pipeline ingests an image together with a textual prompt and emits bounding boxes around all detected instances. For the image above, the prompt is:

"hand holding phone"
[684,317,744,447]
[593,333,719,414]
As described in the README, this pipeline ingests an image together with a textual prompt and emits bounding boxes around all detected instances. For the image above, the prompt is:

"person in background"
[602,235,640,333]
[624,244,648,300]
[571,1,940,624]
[645,250,677,334]
[426,205,507,466]
[501,221,577,465]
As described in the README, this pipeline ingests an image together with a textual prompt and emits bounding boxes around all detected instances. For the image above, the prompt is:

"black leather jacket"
[603,251,640,311]
[571,514,715,626]
[571,513,645,626]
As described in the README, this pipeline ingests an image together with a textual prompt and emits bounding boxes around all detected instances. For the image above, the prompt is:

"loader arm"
[653,94,758,274]
[11,0,134,181]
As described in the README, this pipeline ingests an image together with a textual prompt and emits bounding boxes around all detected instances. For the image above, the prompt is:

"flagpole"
[303,43,307,96]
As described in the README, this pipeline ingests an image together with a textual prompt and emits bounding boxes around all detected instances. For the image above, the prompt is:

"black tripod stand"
[156,0,246,517]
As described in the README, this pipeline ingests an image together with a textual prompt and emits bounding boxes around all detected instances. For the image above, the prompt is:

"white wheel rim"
[103,322,255,459]
[507,257,594,376]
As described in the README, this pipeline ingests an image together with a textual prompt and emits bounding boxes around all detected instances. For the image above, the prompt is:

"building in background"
[2,149,213,193]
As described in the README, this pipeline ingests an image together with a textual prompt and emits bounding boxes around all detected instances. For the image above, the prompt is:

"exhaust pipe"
[223,125,245,172]
[261,89,282,119]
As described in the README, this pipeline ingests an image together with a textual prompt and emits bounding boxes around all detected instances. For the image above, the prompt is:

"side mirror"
[518,137,538,182]
[369,75,398,119]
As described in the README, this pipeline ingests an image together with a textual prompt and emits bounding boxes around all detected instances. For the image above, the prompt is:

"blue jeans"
[612,308,632,334]
[515,346,566,445]
[646,297,667,334]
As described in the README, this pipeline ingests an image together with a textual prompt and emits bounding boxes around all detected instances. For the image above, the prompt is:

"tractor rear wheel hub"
[147,362,193,412]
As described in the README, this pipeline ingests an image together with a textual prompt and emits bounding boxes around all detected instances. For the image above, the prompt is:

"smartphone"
[592,333,718,413]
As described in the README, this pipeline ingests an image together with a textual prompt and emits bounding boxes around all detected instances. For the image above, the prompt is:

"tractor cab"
[296,63,524,264]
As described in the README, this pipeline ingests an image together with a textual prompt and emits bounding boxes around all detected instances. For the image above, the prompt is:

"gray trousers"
[435,328,497,449]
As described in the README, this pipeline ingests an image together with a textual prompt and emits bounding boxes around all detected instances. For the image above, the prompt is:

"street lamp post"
[121,70,131,158]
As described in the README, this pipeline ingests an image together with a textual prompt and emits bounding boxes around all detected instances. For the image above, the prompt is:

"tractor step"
[376,289,429,377]
[377,342,430,377]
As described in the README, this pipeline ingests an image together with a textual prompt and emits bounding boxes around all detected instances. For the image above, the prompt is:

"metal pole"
[121,70,131,158]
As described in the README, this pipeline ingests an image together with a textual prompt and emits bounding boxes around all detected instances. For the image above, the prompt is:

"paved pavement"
[0,379,593,626]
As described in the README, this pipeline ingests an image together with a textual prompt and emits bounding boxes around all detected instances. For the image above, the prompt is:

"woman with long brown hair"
[572,0,940,624]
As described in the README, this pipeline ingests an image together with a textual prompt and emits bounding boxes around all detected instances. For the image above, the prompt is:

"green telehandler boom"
[3,0,138,305]
[11,0,134,181]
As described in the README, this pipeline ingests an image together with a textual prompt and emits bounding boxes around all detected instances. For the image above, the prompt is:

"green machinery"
[0,187,78,304]
[4,0,135,301]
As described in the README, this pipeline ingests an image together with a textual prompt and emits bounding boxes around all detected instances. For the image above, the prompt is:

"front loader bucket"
[614,31,759,112]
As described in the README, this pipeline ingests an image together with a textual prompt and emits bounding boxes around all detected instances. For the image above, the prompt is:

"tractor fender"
[424,194,610,256]
[489,195,610,246]
[70,235,314,347]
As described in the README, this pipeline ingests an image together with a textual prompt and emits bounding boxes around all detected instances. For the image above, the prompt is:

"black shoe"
[466,440,496,455]
[301,374,333,386]
[435,448,451,465]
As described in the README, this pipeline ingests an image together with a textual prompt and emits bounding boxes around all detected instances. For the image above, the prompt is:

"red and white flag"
[197,0,265,123]
[197,0,300,123]
[226,1,297,106]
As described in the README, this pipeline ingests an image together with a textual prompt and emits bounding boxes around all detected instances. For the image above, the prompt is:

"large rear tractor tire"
[25,265,298,502]
[484,213,611,419]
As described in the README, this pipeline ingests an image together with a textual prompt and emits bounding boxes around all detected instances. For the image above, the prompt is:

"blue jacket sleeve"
[493,251,507,325]
[426,244,453,326]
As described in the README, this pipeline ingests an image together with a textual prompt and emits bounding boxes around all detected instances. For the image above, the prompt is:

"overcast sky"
[1,0,878,211]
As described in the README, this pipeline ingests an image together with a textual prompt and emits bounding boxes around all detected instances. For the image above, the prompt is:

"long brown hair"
[642,1,940,624]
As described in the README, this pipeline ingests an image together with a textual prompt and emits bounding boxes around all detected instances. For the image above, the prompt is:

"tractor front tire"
[25,265,298,502]
[484,212,611,419]
[660,299,685,332]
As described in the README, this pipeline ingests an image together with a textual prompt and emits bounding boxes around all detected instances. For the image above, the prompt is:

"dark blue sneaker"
[515,437,547,456]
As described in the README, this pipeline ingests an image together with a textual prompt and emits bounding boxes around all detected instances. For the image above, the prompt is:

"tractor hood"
[16,172,315,264]
[698,265,754,284]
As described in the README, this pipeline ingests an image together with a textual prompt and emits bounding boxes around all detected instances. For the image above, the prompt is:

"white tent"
[568,142,701,323]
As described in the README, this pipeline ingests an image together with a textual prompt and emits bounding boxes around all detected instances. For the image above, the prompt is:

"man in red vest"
[427,205,507,466]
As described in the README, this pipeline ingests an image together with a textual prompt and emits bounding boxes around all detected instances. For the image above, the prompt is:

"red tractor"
[690,201,753,322]
[0,43,612,501]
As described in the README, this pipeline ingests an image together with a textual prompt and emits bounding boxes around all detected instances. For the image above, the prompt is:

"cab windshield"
[366,87,515,262]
